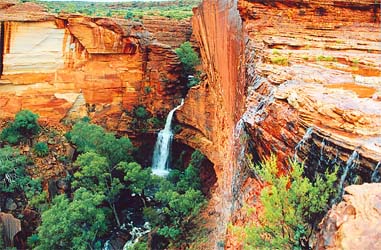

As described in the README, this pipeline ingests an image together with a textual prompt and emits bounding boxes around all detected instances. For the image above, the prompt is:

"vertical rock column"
[177,0,246,246]
[0,21,4,76]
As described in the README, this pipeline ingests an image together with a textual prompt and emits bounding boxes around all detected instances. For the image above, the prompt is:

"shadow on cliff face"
[0,21,4,77]
[171,141,217,197]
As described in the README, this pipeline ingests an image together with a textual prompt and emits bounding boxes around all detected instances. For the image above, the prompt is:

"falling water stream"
[294,127,314,161]
[122,222,151,250]
[371,161,381,182]
[151,99,184,176]
[332,150,359,204]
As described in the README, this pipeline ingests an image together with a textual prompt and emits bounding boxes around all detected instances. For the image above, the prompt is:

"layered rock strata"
[142,16,193,48]
[0,2,185,129]
[176,0,380,248]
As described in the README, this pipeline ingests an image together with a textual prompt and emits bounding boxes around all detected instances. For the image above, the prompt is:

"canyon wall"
[0,2,188,130]
[230,0,380,248]
[176,0,380,248]
[1,0,381,248]
[176,0,246,247]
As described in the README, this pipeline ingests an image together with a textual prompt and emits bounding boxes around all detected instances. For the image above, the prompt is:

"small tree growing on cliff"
[175,42,201,88]
[0,110,40,145]
[242,155,338,249]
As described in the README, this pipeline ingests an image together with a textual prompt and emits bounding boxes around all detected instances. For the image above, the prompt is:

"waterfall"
[371,161,381,182]
[122,222,151,250]
[151,99,184,176]
[293,127,314,161]
[332,150,359,204]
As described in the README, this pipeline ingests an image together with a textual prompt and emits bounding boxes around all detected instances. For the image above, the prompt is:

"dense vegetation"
[175,42,201,88]
[31,0,201,20]
[232,155,338,249]
[0,110,207,249]
[0,110,40,145]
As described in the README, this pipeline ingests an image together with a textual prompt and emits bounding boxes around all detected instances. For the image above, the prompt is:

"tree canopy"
[36,188,108,250]
[243,155,338,250]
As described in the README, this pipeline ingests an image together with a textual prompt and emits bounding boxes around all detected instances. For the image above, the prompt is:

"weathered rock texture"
[316,183,381,250]
[0,2,187,129]
[240,0,381,171]
[0,212,21,247]
[227,0,381,248]
[175,0,246,247]
[174,0,381,248]
[142,16,192,48]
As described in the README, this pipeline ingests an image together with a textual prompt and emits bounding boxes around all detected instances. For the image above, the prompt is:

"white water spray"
[151,99,184,176]
[294,127,314,161]
[333,150,359,204]
[123,222,151,250]
[371,161,381,182]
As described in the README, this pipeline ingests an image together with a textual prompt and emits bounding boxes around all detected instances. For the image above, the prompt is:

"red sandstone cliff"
[0,2,188,130]
[1,0,381,248]
[176,0,246,247]
[175,0,381,248]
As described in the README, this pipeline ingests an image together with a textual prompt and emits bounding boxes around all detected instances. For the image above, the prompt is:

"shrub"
[270,56,288,65]
[134,106,149,119]
[69,121,135,166]
[33,142,49,157]
[0,110,40,145]
[316,55,335,62]
[144,86,152,94]
[35,189,108,250]
[175,42,200,77]
[243,155,338,249]
[125,11,134,19]
[0,146,42,196]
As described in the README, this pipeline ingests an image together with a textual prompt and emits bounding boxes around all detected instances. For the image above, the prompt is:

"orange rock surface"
[316,183,381,250]
[0,4,185,128]
[175,0,246,247]
[142,16,193,48]
[175,0,381,248]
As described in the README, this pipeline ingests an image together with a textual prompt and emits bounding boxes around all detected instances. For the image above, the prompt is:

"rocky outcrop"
[240,0,381,166]
[142,16,193,48]
[175,0,380,248]
[225,0,381,248]
[0,212,21,248]
[0,3,186,129]
[316,183,381,249]
[176,0,246,247]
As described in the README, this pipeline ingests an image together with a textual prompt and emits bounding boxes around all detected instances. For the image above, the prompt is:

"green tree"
[175,42,200,77]
[73,152,124,227]
[33,142,49,157]
[118,161,154,197]
[35,188,108,250]
[155,188,205,240]
[1,110,40,145]
[152,151,207,242]
[0,146,41,198]
[68,121,134,166]
[244,155,338,250]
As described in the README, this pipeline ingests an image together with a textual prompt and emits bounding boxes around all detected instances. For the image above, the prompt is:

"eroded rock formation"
[240,0,381,170]
[175,0,246,247]
[1,0,381,248]
[0,1,187,130]
[316,183,381,250]
[175,0,380,248]
[0,212,21,247]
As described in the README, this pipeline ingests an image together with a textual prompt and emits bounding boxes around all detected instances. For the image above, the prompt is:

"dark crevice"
[0,21,4,77]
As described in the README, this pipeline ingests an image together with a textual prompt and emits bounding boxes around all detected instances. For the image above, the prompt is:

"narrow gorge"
[0,0,380,249]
